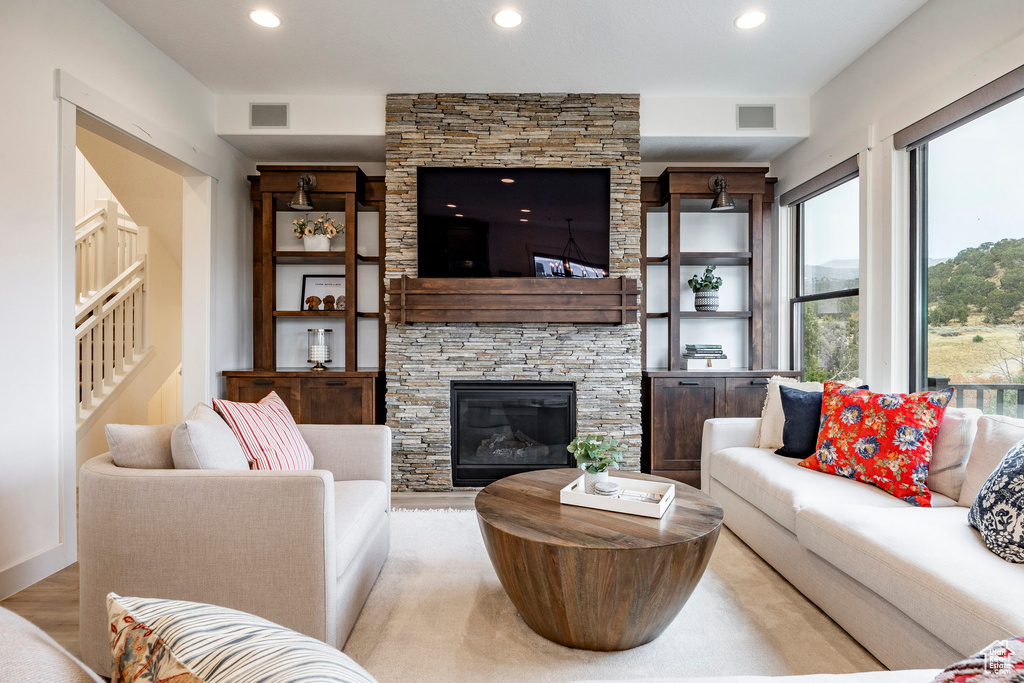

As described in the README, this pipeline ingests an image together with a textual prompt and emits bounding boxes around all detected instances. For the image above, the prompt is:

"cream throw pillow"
[755,377,824,449]
[171,403,249,470]
[959,414,1024,507]
[927,407,981,501]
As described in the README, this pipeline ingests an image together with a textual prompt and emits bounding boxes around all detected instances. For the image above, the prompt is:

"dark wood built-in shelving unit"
[223,166,386,424]
[640,167,798,486]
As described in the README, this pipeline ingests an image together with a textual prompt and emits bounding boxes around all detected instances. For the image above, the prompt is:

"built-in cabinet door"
[723,377,772,418]
[301,378,375,425]
[225,377,302,420]
[648,377,725,479]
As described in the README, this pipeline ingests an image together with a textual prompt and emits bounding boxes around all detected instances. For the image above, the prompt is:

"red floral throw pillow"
[798,382,955,506]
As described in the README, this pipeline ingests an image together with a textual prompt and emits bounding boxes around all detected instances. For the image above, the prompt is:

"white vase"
[304,234,331,252]
[584,470,609,495]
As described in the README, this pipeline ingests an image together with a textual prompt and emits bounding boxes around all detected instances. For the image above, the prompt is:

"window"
[790,176,860,382]
[911,95,1024,412]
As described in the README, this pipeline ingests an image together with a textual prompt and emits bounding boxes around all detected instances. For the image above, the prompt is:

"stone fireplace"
[384,93,642,491]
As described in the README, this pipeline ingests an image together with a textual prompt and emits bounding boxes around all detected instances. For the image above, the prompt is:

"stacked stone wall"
[384,93,641,490]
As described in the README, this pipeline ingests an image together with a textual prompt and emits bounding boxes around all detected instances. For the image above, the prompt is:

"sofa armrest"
[700,418,761,492]
[298,424,391,485]
[78,454,336,675]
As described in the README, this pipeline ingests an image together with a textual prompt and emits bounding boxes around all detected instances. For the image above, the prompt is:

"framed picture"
[300,274,346,311]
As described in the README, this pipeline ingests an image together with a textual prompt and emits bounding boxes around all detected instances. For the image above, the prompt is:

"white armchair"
[78,424,391,675]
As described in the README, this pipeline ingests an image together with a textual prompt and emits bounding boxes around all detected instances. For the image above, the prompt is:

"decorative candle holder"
[307,328,333,371]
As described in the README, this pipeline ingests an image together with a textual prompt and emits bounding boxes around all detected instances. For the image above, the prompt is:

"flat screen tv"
[417,167,610,278]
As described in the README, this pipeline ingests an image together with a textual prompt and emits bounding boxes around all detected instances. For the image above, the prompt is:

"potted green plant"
[687,265,723,312]
[567,435,624,494]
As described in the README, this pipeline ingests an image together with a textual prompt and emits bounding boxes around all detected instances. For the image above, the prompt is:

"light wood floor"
[0,491,478,662]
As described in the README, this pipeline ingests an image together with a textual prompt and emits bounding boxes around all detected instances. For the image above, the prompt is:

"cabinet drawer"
[225,377,302,419]
[648,377,724,471]
[724,377,772,418]
[301,377,375,425]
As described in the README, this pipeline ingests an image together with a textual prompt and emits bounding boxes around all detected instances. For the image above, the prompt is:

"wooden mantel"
[387,276,640,325]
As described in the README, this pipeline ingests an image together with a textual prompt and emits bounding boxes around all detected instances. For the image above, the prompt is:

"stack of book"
[682,344,729,370]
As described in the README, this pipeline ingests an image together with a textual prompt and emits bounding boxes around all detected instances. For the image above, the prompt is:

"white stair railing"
[75,206,106,304]
[75,256,148,423]
[75,199,140,305]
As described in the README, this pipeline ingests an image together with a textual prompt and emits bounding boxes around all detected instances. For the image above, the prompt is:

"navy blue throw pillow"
[774,385,824,458]
[775,384,868,459]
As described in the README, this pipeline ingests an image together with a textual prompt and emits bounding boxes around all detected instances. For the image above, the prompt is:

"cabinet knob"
[326,381,347,386]
[678,381,700,386]
[750,380,770,386]
[252,379,273,386]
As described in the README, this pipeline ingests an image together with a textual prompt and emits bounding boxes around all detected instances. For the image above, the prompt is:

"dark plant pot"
[694,289,720,312]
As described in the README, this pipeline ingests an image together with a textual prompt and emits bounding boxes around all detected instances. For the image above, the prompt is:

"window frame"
[901,65,1024,391]
[788,175,861,375]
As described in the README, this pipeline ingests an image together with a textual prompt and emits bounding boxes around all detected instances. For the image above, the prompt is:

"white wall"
[0,0,252,597]
[771,0,1024,391]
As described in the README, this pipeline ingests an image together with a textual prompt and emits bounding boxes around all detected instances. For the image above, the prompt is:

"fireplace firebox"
[451,381,576,487]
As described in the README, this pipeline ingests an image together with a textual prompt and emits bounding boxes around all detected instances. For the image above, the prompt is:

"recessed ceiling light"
[520,218,528,222]
[520,209,530,213]
[447,204,457,208]
[455,213,464,217]
[250,9,281,28]
[734,10,766,29]
[501,178,515,184]
[493,9,522,29]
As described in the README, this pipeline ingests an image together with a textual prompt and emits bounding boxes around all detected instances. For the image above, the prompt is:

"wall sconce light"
[290,173,317,211]
[709,174,735,212]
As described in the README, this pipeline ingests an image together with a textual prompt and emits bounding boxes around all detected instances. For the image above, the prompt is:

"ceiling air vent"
[249,103,289,129]
[736,104,775,130]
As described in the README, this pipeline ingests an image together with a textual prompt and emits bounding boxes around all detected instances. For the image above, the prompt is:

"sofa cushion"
[969,438,1024,563]
[213,392,315,471]
[334,480,389,575]
[795,505,1024,657]
[929,408,981,501]
[108,593,377,682]
[171,403,249,470]
[961,415,1024,507]
[105,422,176,469]
[0,606,103,682]
[709,447,956,533]
[799,383,954,507]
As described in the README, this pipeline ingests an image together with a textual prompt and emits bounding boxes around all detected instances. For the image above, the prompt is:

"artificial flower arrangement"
[292,212,343,240]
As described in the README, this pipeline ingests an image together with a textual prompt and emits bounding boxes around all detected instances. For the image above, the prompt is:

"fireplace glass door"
[451,381,575,487]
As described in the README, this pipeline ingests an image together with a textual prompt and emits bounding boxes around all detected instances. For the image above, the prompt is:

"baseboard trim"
[0,544,68,601]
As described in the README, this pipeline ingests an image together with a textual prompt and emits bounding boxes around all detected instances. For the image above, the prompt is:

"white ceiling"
[98,0,929,98]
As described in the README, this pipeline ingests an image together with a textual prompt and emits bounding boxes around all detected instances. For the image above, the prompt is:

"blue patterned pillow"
[107,593,377,682]
[968,439,1024,563]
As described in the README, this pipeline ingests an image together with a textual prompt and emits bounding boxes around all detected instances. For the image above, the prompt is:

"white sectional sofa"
[701,409,1024,671]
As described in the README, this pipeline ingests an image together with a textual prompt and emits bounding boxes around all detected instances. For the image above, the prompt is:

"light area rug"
[343,510,882,683]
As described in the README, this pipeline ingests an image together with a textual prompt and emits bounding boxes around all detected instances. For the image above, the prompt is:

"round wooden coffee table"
[475,468,723,651]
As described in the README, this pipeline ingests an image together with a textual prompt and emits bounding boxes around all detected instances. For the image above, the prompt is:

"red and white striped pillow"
[212,392,314,471]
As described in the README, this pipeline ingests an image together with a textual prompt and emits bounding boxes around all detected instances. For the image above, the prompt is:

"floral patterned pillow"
[968,439,1024,563]
[798,382,955,506]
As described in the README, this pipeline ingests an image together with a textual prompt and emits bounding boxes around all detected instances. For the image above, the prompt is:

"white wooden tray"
[559,475,675,519]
